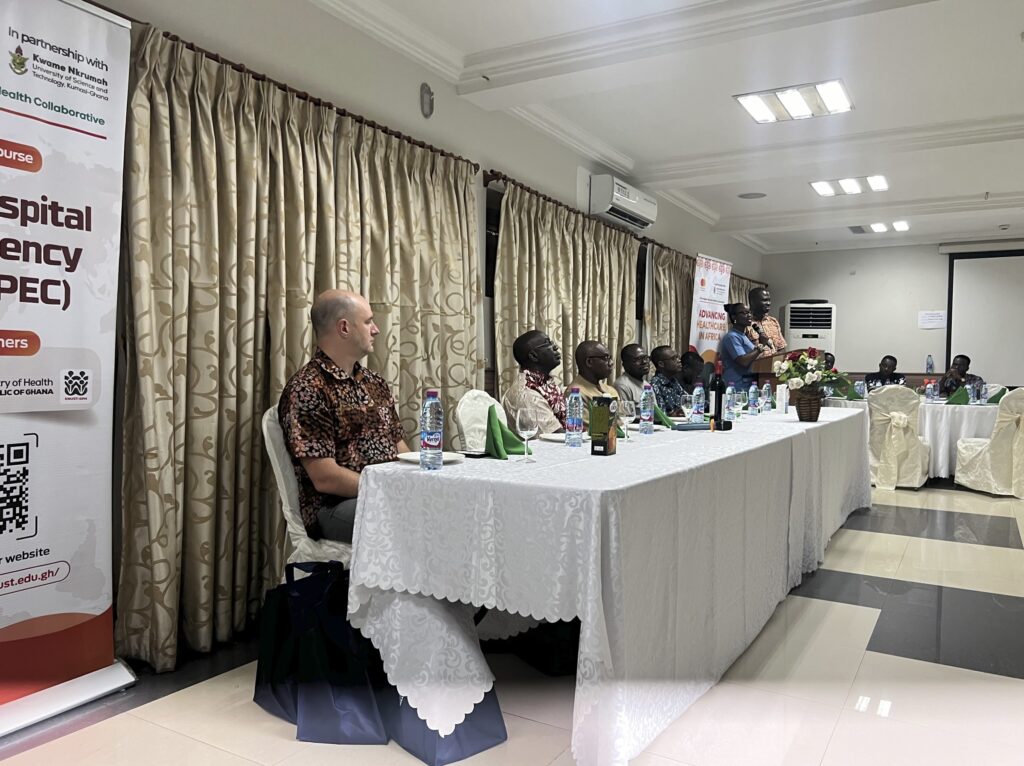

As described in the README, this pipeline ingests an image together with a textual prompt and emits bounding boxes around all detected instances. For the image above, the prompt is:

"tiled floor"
[4,486,1024,765]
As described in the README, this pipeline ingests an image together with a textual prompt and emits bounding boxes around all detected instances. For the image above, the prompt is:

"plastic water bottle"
[926,354,935,374]
[925,380,935,402]
[981,383,989,403]
[639,384,655,434]
[747,383,760,416]
[968,383,978,405]
[723,383,736,422]
[419,389,443,471]
[761,383,773,414]
[565,387,585,447]
[691,383,705,423]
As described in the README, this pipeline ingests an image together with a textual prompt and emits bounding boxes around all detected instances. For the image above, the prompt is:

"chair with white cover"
[867,385,930,490]
[954,388,1024,498]
[455,390,507,453]
[262,406,351,568]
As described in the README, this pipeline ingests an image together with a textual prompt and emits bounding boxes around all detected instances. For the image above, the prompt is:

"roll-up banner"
[0,0,133,732]
[687,254,732,362]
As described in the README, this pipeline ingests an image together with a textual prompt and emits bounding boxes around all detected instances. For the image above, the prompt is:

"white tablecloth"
[824,398,998,477]
[348,408,870,766]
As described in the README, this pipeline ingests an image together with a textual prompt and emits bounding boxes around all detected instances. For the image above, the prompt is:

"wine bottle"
[709,360,726,427]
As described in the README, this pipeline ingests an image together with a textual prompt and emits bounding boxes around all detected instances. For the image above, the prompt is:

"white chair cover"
[455,390,507,453]
[955,388,1024,498]
[867,385,930,490]
[262,406,352,569]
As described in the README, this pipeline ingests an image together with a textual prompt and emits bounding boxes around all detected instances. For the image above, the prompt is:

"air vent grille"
[788,306,834,329]
[848,225,867,234]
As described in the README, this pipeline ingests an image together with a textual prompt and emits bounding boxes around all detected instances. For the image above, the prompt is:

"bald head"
[311,290,364,339]
[575,340,613,384]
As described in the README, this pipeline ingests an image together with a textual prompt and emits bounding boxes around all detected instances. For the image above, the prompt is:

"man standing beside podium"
[746,287,787,354]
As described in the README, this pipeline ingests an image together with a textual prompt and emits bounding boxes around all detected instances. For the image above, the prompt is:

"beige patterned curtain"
[494,183,638,392]
[118,26,480,671]
[645,243,695,353]
[729,272,768,307]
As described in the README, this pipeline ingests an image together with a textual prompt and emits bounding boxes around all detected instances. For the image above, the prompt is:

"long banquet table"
[347,407,870,766]
[824,397,999,477]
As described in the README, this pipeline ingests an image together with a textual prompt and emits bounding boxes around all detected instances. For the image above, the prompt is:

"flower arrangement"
[772,347,846,395]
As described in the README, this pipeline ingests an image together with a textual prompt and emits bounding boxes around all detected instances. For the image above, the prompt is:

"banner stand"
[687,254,733,361]
[0,660,135,738]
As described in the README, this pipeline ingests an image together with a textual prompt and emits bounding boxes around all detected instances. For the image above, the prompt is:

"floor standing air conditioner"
[780,302,836,354]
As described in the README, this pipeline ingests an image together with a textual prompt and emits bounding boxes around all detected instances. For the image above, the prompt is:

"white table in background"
[347,409,870,766]
[824,397,998,477]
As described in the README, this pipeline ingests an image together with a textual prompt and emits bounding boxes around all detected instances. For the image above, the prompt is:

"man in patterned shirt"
[278,290,410,542]
[746,287,787,354]
[502,330,566,434]
[650,345,685,415]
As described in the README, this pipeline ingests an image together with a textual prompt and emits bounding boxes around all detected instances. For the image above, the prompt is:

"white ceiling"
[311,0,1024,254]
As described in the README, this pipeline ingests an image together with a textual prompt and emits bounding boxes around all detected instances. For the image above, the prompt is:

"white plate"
[397,451,465,465]
[538,432,590,443]
[626,423,667,432]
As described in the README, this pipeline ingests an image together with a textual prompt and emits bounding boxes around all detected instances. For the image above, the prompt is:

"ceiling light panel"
[867,175,889,191]
[892,220,910,231]
[870,223,888,233]
[734,79,854,123]
[838,178,862,195]
[810,181,835,197]
[810,175,891,198]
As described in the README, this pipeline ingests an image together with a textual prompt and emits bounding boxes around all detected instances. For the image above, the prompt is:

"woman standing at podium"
[719,303,770,387]
[746,287,787,354]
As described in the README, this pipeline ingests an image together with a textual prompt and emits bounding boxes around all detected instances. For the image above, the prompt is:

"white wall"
[763,245,948,373]
[98,0,762,278]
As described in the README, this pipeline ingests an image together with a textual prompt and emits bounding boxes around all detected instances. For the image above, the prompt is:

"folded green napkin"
[845,386,863,401]
[988,388,1006,404]
[484,405,530,459]
[653,405,674,428]
[945,386,969,405]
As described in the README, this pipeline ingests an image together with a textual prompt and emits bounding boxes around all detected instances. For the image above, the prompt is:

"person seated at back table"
[746,286,787,354]
[938,354,985,397]
[566,340,619,428]
[864,355,906,389]
[278,290,411,543]
[719,303,768,388]
[824,352,836,372]
[613,343,650,407]
[650,345,685,415]
[677,351,705,395]
[502,330,566,434]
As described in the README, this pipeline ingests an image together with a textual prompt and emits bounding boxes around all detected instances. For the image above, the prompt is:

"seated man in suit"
[938,354,985,397]
[279,290,410,542]
[502,329,566,434]
[650,345,685,415]
[678,351,705,395]
[566,340,619,427]
[865,355,907,389]
[613,343,650,406]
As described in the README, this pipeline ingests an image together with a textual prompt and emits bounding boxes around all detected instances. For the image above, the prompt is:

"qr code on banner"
[0,442,30,536]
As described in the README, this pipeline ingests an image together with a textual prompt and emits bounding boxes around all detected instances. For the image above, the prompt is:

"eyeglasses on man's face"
[587,354,612,362]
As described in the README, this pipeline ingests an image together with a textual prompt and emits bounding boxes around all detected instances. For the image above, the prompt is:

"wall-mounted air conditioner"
[781,302,836,354]
[589,175,658,231]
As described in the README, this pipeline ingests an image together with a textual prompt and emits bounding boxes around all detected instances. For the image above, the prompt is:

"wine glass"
[679,394,693,421]
[515,407,540,463]
[618,400,636,441]
[731,391,748,420]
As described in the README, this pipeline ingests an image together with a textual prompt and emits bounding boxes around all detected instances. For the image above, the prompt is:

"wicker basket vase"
[792,388,824,422]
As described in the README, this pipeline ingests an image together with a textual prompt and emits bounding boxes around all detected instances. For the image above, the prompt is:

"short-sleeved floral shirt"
[278,349,405,536]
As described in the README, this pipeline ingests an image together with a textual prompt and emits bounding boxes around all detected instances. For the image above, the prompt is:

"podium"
[752,348,807,388]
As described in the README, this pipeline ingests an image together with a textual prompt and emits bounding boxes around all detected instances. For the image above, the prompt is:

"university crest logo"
[9,45,28,75]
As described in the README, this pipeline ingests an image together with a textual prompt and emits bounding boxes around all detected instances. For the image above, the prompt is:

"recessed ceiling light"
[810,181,836,197]
[892,220,910,232]
[838,178,863,194]
[777,89,813,119]
[737,94,776,124]
[734,79,854,123]
[815,80,852,114]
[866,175,889,192]
[998,223,1011,231]
[737,192,767,199]
[870,222,888,233]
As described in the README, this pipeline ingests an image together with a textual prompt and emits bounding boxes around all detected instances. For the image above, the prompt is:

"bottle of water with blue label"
[723,383,736,422]
[419,389,443,470]
[747,382,760,415]
[926,354,935,374]
[565,387,585,447]
[761,382,773,413]
[925,380,935,402]
[639,384,655,435]
[691,382,705,423]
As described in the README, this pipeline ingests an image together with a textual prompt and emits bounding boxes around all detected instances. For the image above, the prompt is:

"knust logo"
[63,370,89,398]
[9,45,28,76]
